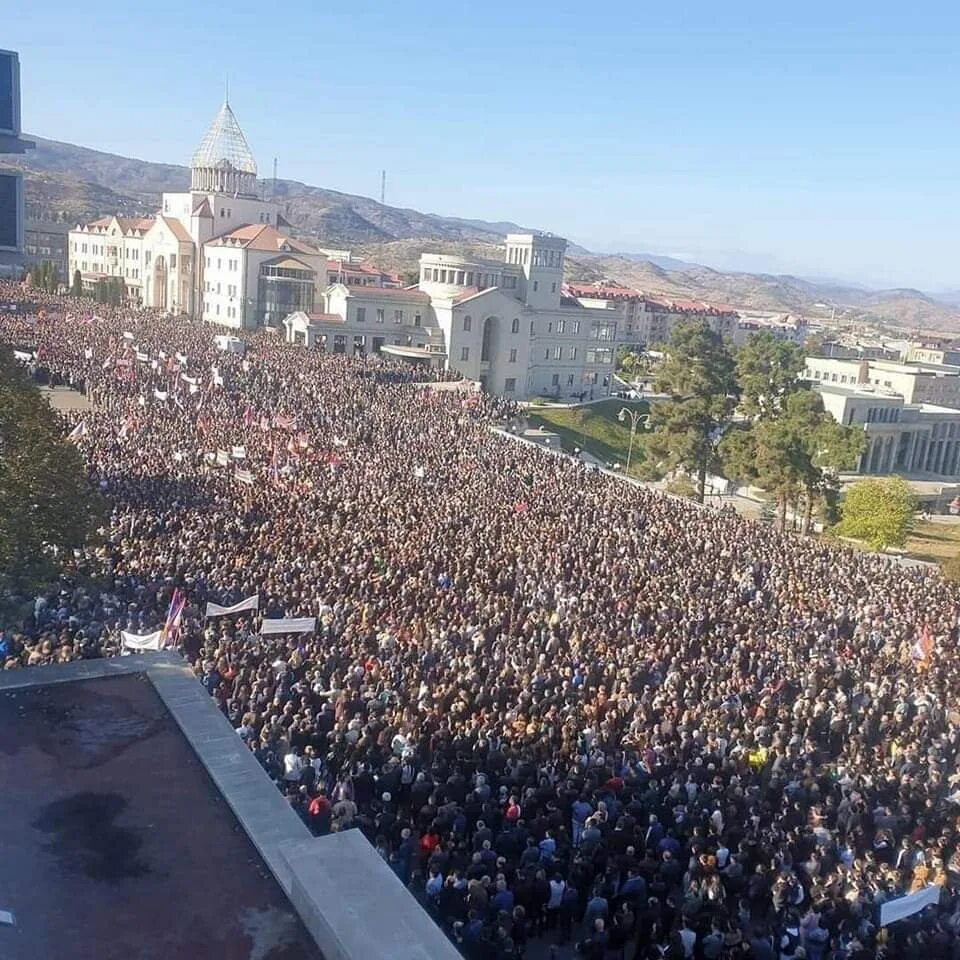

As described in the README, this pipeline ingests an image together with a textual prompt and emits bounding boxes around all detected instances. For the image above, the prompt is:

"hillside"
[4,135,531,244]
[6,134,959,332]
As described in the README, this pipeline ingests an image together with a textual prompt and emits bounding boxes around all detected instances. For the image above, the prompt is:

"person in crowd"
[5,281,960,958]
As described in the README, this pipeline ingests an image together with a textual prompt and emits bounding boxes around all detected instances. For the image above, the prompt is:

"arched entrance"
[481,316,497,362]
[153,256,168,311]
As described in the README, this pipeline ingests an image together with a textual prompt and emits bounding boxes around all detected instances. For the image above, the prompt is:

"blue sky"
[10,1,960,290]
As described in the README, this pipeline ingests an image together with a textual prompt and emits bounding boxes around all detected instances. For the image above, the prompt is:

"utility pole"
[272,158,278,201]
[380,170,386,205]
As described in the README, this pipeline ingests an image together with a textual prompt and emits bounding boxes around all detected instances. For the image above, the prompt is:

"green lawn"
[527,399,650,475]
[903,521,960,564]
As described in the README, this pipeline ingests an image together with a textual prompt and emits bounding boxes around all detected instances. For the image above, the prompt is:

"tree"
[833,476,915,551]
[0,346,102,600]
[721,389,865,532]
[28,260,59,294]
[735,332,805,421]
[645,320,737,503]
[71,269,83,298]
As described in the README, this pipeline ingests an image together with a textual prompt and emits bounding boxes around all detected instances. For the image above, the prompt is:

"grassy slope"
[903,521,960,564]
[526,399,649,476]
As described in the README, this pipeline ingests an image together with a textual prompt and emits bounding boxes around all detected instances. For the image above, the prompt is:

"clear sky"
[9,1,960,290]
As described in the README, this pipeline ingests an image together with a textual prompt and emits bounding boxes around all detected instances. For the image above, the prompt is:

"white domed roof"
[191,100,257,176]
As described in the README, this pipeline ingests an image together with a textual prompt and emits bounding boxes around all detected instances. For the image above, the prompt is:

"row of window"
[203,282,239,297]
[354,307,422,326]
[202,301,239,319]
[422,266,517,290]
[864,406,901,423]
[205,256,239,272]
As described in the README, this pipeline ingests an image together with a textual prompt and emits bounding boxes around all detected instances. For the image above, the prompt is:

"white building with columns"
[808,356,960,478]
[69,99,328,325]
[286,233,623,399]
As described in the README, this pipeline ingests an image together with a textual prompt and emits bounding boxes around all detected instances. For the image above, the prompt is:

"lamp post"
[618,407,649,471]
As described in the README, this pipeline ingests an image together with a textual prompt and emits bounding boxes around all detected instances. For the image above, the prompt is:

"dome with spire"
[190,100,258,196]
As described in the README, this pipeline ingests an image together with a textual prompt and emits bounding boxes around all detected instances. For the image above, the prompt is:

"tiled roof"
[207,223,319,255]
[159,216,191,243]
[565,282,643,300]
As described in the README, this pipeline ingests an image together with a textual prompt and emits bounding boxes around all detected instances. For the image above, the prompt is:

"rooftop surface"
[0,672,323,960]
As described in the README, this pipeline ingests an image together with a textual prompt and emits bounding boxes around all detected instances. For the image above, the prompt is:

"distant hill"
[6,134,959,332]
[4,135,534,244]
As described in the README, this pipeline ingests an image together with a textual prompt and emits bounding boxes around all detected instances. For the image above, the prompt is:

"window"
[164,201,170,213]
[466,272,474,286]
[529,321,535,336]
[573,321,580,334]
[547,322,553,333]
[414,314,421,327]
[553,346,562,360]
[504,378,516,393]
[460,347,470,361]
[394,309,403,323]
[456,271,465,285]
[170,254,176,269]
[439,270,447,283]
[551,282,557,293]
[569,347,577,360]
[558,320,565,333]
[586,348,613,364]
[357,307,366,323]
[216,283,221,294]
[376,308,385,323]
[552,374,560,386]
[567,374,575,386]
[509,348,517,363]
[544,349,550,360]
[205,257,210,268]
[220,208,225,217]
[463,315,472,332]
[511,318,520,334]
[503,276,517,290]
[533,281,539,292]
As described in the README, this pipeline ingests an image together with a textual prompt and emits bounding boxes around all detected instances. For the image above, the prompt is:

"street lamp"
[618,407,649,471]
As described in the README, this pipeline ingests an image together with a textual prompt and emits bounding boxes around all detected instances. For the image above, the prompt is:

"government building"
[68,98,749,399]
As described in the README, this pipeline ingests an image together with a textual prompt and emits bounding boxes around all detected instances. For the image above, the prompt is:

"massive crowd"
[3,281,960,960]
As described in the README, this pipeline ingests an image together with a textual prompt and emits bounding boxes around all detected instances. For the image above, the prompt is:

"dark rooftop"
[0,673,323,960]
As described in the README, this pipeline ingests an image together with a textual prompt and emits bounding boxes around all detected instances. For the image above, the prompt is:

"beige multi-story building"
[285,233,623,399]
[807,356,960,478]
[805,356,960,408]
[562,283,739,347]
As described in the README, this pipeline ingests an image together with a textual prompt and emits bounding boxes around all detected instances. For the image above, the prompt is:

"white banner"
[205,595,259,618]
[176,352,188,366]
[122,630,163,651]
[216,449,230,466]
[13,349,32,362]
[880,884,941,926]
[232,445,246,459]
[235,469,254,486]
[136,351,149,362]
[154,389,168,401]
[84,347,93,360]
[260,617,316,635]
[123,331,135,340]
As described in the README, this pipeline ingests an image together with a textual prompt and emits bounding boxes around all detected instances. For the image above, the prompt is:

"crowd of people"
[4,280,960,959]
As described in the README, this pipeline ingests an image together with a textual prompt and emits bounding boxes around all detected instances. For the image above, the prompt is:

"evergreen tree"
[0,346,102,599]
[645,320,737,503]
[71,269,83,298]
